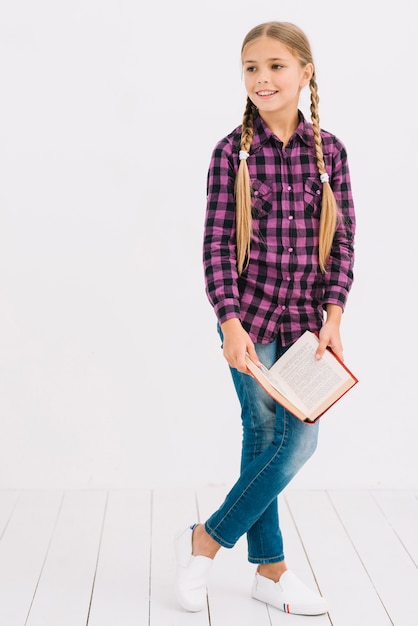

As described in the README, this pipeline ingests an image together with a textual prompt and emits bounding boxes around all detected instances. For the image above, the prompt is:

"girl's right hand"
[220,318,260,373]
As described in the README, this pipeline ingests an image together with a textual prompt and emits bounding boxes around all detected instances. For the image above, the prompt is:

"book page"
[269,332,351,415]
[258,363,289,396]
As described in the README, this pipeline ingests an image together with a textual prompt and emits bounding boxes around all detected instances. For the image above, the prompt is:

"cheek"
[243,72,255,90]
[243,76,251,91]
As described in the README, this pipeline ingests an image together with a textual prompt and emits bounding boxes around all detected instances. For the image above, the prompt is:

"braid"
[240,98,255,153]
[309,72,338,273]
[235,97,256,274]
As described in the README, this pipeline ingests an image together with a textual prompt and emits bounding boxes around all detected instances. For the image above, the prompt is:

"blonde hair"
[236,22,337,274]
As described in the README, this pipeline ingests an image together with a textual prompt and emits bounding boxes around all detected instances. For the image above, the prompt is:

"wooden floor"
[0,487,416,625]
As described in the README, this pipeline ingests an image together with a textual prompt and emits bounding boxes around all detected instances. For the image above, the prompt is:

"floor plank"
[25,489,107,626]
[87,489,152,626]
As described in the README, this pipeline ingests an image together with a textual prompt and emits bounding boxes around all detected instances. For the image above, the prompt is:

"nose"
[257,76,269,84]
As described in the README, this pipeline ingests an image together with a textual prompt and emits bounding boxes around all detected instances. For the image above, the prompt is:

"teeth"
[258,91,275,96]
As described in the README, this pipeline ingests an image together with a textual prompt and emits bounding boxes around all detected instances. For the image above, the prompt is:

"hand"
[221,318,260,373]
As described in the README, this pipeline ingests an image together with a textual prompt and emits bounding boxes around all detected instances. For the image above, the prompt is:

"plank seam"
[370,491,418,568]
[24,491,66,626]
[86,490,110,626]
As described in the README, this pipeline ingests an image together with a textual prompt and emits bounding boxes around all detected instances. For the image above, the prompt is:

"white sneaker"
[174,525,213,612]
[251,570,328,615]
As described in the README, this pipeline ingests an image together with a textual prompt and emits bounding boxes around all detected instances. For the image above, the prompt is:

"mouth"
[256,90,278,97]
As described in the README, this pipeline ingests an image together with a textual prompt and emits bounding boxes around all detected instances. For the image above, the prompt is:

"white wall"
[0,0,416,490]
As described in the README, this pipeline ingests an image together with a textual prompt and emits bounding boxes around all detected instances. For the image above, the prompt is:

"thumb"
[315,338,328,360]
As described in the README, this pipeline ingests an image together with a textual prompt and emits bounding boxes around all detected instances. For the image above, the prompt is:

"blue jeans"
[204,335,319,564]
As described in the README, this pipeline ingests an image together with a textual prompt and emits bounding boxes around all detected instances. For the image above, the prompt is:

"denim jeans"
[204,334,319,564]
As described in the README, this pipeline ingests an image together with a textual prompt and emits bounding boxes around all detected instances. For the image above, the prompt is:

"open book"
[245,330,358,423]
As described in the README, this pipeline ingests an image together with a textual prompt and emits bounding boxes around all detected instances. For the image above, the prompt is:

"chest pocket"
[250,178,275,218]
[304,177,322,217]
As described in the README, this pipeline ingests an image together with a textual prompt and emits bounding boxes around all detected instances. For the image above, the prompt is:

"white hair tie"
[320,172,329,183]
[239,150,250,161]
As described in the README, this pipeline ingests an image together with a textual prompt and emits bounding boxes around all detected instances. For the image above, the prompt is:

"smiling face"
[242,36,313,117]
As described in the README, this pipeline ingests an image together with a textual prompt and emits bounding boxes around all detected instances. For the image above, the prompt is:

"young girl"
[175,21,355,616]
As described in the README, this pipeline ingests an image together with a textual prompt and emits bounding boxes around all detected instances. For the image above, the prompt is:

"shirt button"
[288,215,294,220]
[254,190,259,196]
[281,305,286,310]
[286,276,291,281]
[316,190,321,195]
[287,185,292,191]
[288,247,293,252]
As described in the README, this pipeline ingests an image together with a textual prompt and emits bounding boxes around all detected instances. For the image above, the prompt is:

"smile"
[256,90,277,96]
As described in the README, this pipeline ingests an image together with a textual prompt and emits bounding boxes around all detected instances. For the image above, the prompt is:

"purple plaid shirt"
[203,111,355,346]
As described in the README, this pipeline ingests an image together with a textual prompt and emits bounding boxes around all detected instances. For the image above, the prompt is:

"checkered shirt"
[203,111,356,346]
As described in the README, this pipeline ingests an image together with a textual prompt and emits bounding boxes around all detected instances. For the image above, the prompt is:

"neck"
[260,110,300,146]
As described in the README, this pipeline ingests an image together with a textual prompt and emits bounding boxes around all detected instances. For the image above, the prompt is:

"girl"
[175,21,355,616]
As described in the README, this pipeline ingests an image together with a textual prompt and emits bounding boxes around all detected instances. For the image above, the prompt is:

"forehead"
[242,36,295,63]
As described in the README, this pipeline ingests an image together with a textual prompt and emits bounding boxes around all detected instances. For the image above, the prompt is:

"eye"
[245,66,257,73]
[271,64,283,70]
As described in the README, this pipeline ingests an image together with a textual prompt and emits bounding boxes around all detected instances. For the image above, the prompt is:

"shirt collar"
[249,110,315,153]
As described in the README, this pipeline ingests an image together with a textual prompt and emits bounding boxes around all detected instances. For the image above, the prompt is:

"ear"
[300,62,314,88]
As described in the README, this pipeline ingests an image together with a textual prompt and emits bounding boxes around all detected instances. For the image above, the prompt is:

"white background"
[0,0,416,490]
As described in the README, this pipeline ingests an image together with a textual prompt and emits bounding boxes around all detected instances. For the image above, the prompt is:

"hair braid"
[310,73,338,272]
[235,97,256,274]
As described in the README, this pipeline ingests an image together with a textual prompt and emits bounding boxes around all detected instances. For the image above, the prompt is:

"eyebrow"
[243,57,287,64]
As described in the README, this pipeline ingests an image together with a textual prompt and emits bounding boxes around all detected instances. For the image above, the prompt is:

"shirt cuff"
[323,289,348,311]
[213,299,241,325]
